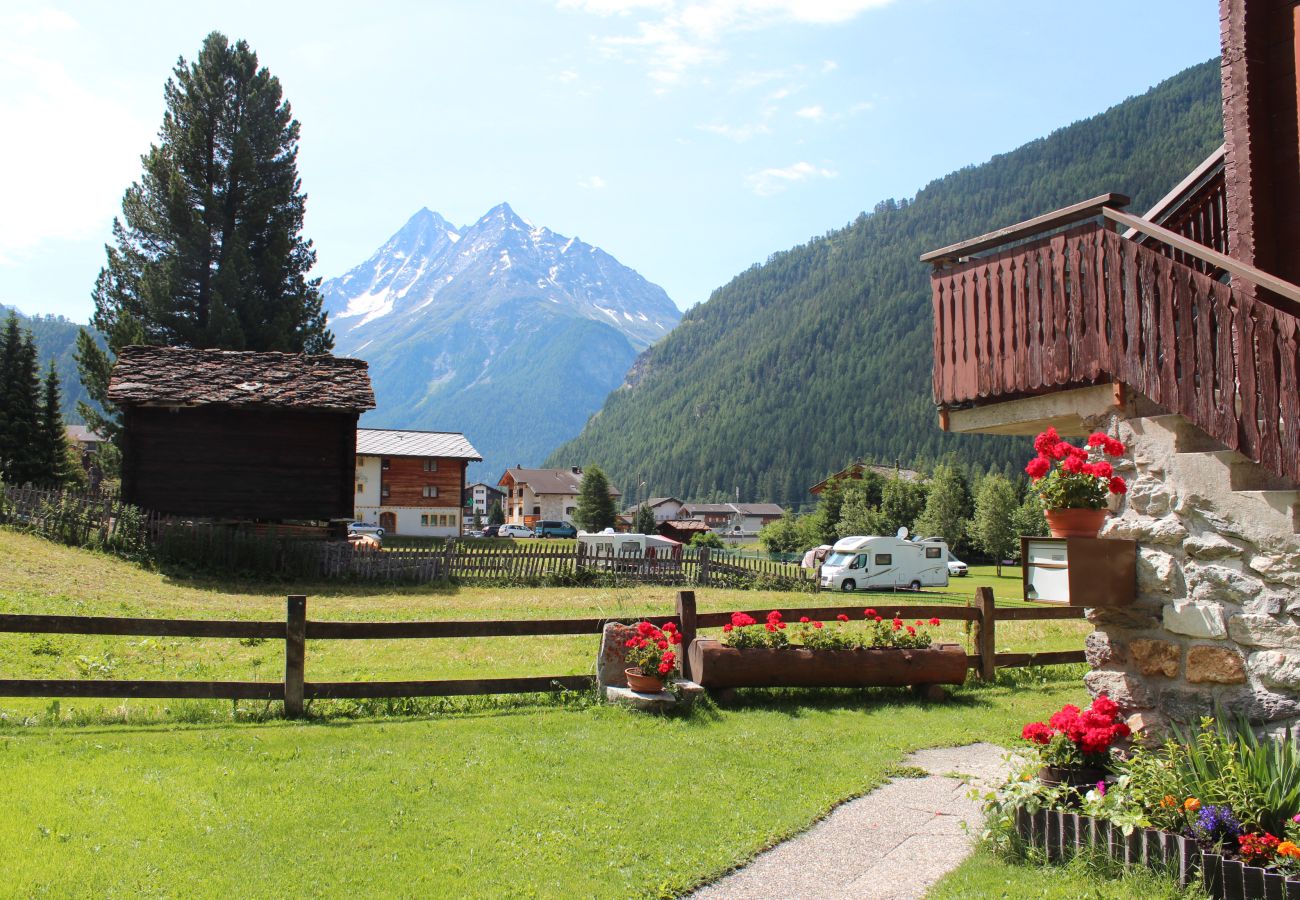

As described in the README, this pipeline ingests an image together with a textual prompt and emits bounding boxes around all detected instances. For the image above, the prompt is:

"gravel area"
[689,742,1012,900]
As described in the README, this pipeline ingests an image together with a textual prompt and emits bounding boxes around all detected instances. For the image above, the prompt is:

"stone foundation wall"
[1081,414,1300,738]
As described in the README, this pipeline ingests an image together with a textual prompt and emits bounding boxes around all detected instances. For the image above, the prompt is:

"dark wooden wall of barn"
[120,406,358,520]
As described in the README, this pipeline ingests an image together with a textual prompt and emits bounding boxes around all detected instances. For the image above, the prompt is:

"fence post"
[973,586,996,682]
[285,595,306,717]
[697,546,711,587]
[675,590,698,681]
[443,539,455,580]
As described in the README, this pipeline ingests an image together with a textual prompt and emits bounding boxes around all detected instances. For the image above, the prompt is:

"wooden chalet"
[923,0,1300,488]
[808,459,924,496]
[354,428,482,537]
[108,346,375,522]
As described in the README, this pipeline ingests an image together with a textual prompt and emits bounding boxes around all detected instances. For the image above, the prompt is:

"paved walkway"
[689,743,1012,900]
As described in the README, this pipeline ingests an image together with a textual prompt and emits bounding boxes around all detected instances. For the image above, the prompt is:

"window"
[925,547,942,559]
[420,514,430,526]
[875,553,893,566]
[381,458,391,470]
[423,485,438,498]
[423,459,438,472]
[565,506,575,516]
[356,483,363,494]
[532,506,541,516]
[381,484,390,498]
[439,514,449,527]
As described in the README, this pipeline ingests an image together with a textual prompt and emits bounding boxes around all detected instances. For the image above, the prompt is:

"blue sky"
[1,0,1221,322]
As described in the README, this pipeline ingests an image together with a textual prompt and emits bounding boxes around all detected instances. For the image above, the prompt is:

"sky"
[1,0,1222,322]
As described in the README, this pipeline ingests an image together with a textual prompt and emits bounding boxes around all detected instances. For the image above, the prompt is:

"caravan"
[819,532,950,592]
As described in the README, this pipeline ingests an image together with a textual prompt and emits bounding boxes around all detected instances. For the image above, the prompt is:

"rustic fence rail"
[929,215,1300,484]
[0,587,1083,714]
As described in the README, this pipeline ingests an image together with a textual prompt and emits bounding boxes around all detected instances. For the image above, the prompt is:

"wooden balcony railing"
[926,204,1300,484]
[1129,145,1228,277]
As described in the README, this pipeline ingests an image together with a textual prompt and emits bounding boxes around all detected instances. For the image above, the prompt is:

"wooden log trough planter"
[1011,808,1300,899]
[688,639,968,694]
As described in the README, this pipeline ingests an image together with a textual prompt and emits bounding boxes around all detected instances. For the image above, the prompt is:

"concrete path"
[689,743,1012,900]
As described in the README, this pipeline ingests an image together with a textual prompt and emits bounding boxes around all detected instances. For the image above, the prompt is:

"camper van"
[819,534,950,592]
[577,531,683,573]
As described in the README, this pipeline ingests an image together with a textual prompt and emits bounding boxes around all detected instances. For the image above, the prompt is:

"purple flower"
[1095,781,1106,796]
[1193,805,1242,845]
[1294,814,1300,824]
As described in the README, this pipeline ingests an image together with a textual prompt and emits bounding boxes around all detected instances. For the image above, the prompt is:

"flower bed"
[689,609,967,689]
[982,705,1300,898]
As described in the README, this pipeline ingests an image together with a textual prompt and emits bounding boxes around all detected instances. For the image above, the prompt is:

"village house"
[108,346,374,524]
[497,465,621,528]
[808,459,924,496]
[679,502,785,535]
[354,429,482,537]
[922,0,1300,736]
[465,481,506,525]
[622,496,684,523]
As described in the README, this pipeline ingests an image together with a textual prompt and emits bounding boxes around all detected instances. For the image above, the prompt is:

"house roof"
[65,425,104,444]
[466,482,505,494]
[498,466,623,497]
[660,519,711,531]
[808,460,925,495]
[107,346,376,413]
[681,502,785,517]
[645,497,681,508]
[357,428,481,461]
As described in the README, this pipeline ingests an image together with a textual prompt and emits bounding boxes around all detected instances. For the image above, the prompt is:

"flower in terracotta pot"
[1025,428,1128,536]
[623,620,681,690]
[1021,694,1130,783]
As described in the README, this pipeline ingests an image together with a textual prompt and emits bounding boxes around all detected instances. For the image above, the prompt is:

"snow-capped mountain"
[322,204,682,481]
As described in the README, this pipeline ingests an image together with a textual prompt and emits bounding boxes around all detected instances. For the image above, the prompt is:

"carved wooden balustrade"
[923,192,1300,484]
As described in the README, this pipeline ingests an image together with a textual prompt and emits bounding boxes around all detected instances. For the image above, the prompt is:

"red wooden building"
[109,346,375,522]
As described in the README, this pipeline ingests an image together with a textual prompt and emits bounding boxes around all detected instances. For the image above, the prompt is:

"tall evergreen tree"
[0,316,43,485]
[634,503,656,535]
[77,31,332,444]
[37,363,73,487]
[488,500,505,526]
[573,465,617,532]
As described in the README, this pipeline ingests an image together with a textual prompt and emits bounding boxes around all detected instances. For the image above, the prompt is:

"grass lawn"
[930,846,1208,899]
[0,529,1097,897]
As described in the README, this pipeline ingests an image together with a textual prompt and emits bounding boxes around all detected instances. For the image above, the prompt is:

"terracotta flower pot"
[624,667,665,693]
[1044,507,1109,538]
[1038,764,1107,788]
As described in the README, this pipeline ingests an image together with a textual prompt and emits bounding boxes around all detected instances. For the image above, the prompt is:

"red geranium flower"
[1033,427,1061,456]
[722,623,733,633]
[1025,457,1051,479]
[837,614,849,622]
[799,616,810,623]
[812,621,823,629]
[864,608,877,618]
[906,626,916,635]
[765,623,776,632]
[1087,432,1110,449]
[1104,437,1125,457]
[929,617,941,626]
[1108,476,1127,495]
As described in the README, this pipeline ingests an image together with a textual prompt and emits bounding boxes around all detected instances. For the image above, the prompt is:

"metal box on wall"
[1021,536,1137,606]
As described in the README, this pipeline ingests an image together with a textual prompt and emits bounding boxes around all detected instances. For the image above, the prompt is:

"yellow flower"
[1184,798,1201,812]
[1279,841,1300,859]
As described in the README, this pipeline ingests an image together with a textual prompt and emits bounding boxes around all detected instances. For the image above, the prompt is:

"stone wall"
[1081,413,1300,738]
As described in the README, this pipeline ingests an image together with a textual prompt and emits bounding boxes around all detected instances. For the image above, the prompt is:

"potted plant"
[1024,427,1128,537]
[1020,695,1130,787]
[689,609,967,689]
[622,620,682,692]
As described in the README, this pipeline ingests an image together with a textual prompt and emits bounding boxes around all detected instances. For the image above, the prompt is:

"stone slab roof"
[107,346,376,413]
[499,466,622,497]
[357,428,481,461]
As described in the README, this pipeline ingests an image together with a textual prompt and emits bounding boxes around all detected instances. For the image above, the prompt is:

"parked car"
[499,524,534,538]
[947,553,968,577]
[481,524,501,537]
[348,521,384,537]
[535,520,578,538]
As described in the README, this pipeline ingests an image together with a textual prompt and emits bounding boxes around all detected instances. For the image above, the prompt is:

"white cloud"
[821,59,839,73]
[795,104,826,121]
[746,160,837,196]
[559,0,895,86]
[555,68,581,83]
[578,175,608,189]
[0,12,154,264]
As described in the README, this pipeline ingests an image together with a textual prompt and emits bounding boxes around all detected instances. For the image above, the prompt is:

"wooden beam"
[921,194,1130,265]
[1102,207,1300,312]
[304,675,594,699]
[0,679,281,699]
[0,614,282,640]
[284,595,306,717]
[305,615,678,640]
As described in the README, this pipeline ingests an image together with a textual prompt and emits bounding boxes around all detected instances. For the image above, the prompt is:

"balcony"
[921,155,1300,485]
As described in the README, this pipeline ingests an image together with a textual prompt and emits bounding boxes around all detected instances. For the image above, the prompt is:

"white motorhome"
[577,531,683,572]
[819,534,950,592]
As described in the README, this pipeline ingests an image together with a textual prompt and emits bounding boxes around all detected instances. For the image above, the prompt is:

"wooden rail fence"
[0,587,1083,715]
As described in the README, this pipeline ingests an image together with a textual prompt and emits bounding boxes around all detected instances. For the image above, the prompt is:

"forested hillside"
[0,304,98,423]
[546,59,1224,508]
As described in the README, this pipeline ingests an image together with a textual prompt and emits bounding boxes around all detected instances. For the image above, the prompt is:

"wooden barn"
[109,346,375,522]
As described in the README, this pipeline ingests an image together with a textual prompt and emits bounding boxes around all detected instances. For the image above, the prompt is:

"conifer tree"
[634,503,656,535]
[37,363,73,487]
[488,500,505,526]
[77,31,332,443]
[0,317,42,485]
[573,465,617,532]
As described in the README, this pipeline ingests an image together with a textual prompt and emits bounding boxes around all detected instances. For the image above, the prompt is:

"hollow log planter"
[687,639,967,690]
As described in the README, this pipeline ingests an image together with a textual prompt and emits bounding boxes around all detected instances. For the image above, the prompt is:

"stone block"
[1126,474,1173,517]
[1103,513,1188,546]
[604,679,704,711]
[1184,533,1244,560]
[1245,589,1288,616]
[1137,548,1182,595]
[596,622,638,693]
[1084,669,1154,710]
[1129,638,1180,678]
[1086,606,1161,630]
[1227,614,1300,649]
[1186,563,1263,605]
[1085,631,1125,668]
[1186,645,1246,684]
[1126,711,1170,744]
[1247,650,1300,691]
[1163,600,1227,639]
[1248,551,1300,588]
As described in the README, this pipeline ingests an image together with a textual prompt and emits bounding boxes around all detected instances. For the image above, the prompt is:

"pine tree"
[77,31,332,443]
[971,473,1019,575]
[573,465,616,532]
[634,503,656,535]
[37,363,72,487]
[488,500,505,526]
[0,316,42,485]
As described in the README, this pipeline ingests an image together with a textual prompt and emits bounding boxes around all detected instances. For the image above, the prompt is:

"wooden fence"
[0,587,1084,715]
